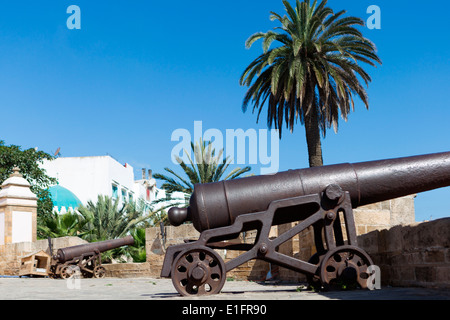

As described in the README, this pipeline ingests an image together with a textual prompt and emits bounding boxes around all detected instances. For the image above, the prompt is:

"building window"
[112,184,118,199]
[122,189,127,202]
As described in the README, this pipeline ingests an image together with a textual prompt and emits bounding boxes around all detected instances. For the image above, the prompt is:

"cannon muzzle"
[168,152,450,232]
[55,235,135,263]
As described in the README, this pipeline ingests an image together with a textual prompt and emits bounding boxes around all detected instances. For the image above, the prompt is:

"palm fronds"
[154,138,252,196]
[240,0,381,167]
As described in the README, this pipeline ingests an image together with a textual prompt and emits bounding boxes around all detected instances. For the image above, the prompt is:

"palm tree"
[154,139,252,200]
[240,0,381,167]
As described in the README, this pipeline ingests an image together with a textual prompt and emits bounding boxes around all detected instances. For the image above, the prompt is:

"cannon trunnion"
[161,152,450,296]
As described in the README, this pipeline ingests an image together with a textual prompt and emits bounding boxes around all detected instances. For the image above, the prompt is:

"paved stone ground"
[0,277,449,300]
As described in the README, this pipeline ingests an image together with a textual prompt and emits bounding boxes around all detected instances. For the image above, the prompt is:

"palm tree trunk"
[304,107,323,167]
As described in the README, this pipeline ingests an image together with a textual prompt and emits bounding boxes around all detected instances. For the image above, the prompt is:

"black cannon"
[48,235,134,279]
[161,152,450,296]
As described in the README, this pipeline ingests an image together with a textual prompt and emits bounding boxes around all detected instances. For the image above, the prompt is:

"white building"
[40,156,167,213]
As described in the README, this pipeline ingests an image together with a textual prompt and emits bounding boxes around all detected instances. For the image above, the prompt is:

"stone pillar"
[0,167,38,245]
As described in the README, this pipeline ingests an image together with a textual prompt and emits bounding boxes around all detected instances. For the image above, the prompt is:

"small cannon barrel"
[55,235,134,263]
[169,152,450,232]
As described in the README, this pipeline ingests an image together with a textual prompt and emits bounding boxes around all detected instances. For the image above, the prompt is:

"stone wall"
[0,236,87,276]
[103,262,152,278]
[353,195,415,234]
[358,217,450,289]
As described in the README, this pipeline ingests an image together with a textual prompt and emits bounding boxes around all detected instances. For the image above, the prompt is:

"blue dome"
[49,185,82,210]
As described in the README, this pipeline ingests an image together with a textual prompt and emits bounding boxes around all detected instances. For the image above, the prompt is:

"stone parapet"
[358,217,450,289]
[104,262,152,278]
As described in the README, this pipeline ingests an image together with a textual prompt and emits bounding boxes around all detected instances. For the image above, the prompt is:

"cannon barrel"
[55,235,134,263]
[169,152,450,232]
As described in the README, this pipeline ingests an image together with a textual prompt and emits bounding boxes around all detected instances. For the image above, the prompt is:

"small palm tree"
[154,139,252,200]
[240,0,381,167]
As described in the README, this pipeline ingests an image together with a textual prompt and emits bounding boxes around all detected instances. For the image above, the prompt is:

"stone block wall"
[353,195,415,234]
[104,262,152,278]
[358,217,450,289]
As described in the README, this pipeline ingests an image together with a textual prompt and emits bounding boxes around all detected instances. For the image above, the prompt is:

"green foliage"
[143,204,170,226]
[128,228,147,262]
[37,210,89,238]
[240,0,381,166]
[0,140,57,232]
[76,195,149,242]
[38,195,167,262]
[0,140,56,187]
[126,198,168,228]
[38,194,166,262]
[154,139,252,202]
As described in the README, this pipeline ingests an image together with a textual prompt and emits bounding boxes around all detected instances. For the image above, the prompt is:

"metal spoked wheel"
[171,247,226,296]
[93,266,106,278]
[60,266,73,279]
[320,245,374,290]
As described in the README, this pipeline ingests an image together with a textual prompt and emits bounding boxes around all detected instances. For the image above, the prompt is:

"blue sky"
[0,0,448,221]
